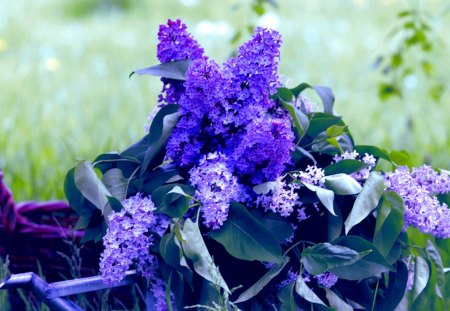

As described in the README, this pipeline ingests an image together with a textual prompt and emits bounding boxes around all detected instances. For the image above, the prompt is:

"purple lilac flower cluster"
[385,165,450,238]
[161,21,294,180]
[189,152,248,229]
[333,151,376,181]
[100,194,160,284]
[156,19,205,105]
[153,20,295,228]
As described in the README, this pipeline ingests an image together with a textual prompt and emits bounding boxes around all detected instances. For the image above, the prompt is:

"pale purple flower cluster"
[100,194,159,284]
[314,271,338,288]
[333,151,376,181]
[385,166,450,238]
[297,165,325,186]
[410,165,450,195]
[256,177,302,217]
[189,152,247,229]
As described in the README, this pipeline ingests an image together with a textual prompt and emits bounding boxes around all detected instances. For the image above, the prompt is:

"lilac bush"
[65,19,450,310]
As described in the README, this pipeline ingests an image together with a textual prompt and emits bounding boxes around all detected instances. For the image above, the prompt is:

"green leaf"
[373,191,404,257]
[295,274,326,306]
[376,260,408,310]
[306,113,343,137]
[301,242,370,275]
[210,202,283,263]
[134,164,181,194]
[106,196,123,213]
[251,210,294,242]
[278,283,298,311]
[354,145,391,162]
[344,171,385,234]
[160,229,193,285]
[429,83,445,102]
[292,146,316,165]
[316,188,336,216]
[324,289,353,311]
[276,87,294,102]
[324,174,362,195]
[324,159,369,176]
[291,82,310,98]
[389,150,413,167]
[65,167,96,217]
[130,59,191,80]
[313,85,335,114]
[140,105,181,175]
[234,257,289,303]
[282,102,309,142]
[181,219,230,293]
[327,204,343,242]
[330,236,395,280]
[412,256,430,303]
[426,240,445,299]
[74,161,113,218]
[421,60,434,76]
[325,125,347,138]
[121,104,180,168]
[253,181,278,195]
[153,184,195,218]
[301,182,335,216]
[102,168,128,202]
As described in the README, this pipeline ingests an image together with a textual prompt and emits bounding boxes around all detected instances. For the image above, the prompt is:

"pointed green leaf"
[234,257,289,303]
[102,168,128,202]
[301,242,370,275]
[376,260,408,310]
[325,125,347,138]
[313,85,335,114]
[181,219,230,293]
[276,87,294,102]
[344,172,385,234]
[74,161,112,218]
[324,289,353,311]
[412,256,430,303]
[389,150,413,168]
[426,240,445,299]
[131,59,191,80]
[278,283,298,311]
[316,188,336,216]
[324,174,362,195]
[329,236,395,280]
[295,274,326,305]
[324,159,369,176]
[210,203,282,263]
[373,191,404,257]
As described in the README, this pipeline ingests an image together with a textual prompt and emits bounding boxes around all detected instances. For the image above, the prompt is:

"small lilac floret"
[315,271,338,288]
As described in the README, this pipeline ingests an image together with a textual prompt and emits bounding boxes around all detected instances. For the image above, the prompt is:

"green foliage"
[376,2,447,103]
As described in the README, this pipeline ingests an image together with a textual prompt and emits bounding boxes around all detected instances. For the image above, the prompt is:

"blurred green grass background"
[1,0,449,201]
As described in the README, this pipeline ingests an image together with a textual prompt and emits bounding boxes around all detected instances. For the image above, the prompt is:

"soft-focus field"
[1,0,449,201]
